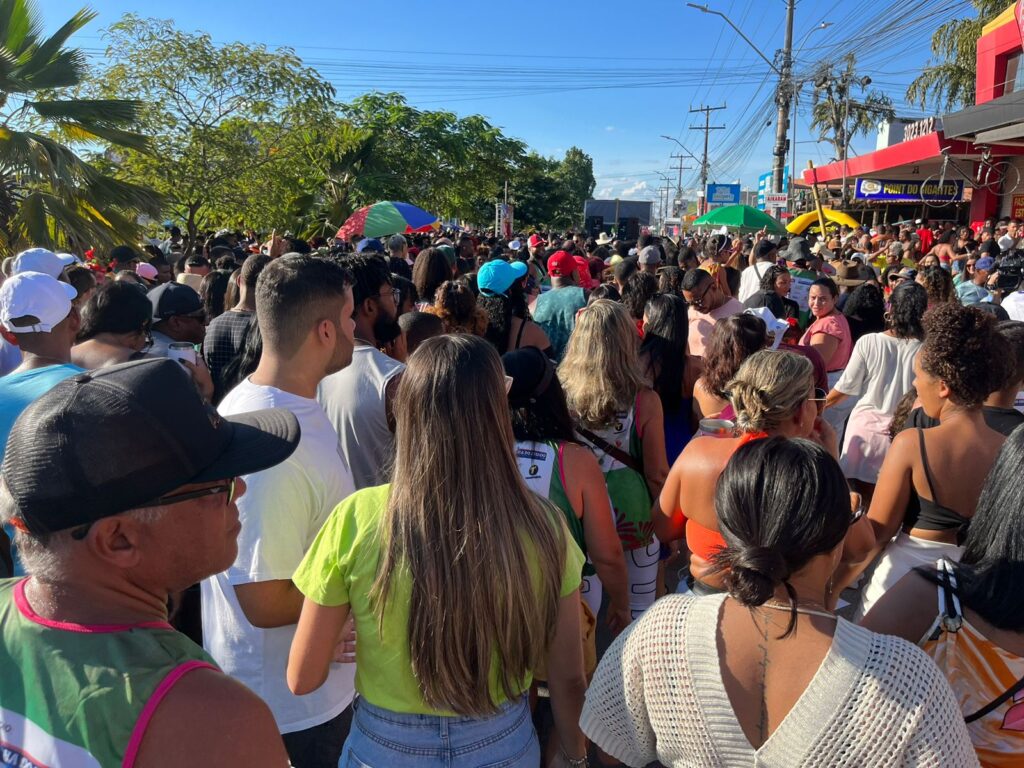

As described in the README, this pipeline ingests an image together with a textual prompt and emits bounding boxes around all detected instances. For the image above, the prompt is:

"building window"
[1005,52,1024,95]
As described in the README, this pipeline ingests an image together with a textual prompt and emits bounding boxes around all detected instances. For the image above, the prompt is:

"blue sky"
[45,0,976,204]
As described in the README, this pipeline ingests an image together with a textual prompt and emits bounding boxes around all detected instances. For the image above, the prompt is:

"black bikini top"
[904,429,971,542]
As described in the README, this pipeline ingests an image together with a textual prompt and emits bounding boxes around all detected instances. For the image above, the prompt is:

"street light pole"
[688,1,792,195]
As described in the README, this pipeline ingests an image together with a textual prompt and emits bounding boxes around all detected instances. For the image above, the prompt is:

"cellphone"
[167,342,197,366]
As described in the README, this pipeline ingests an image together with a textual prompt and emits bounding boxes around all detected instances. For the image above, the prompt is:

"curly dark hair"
[842,282,886,341]
[920,303,1010,408]
[702,314,767,398]
[917,265,953,306]
[887,282,927,340]
[759,265,789,293]
[657,266,684,296]
[620,271,660,320]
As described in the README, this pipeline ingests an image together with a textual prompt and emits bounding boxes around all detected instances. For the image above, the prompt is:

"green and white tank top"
[0,578,220,767]
[515,440,592,576]
[576,401,654,550]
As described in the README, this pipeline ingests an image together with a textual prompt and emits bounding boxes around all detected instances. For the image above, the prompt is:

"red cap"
[547,250,578,278]
[573,255,594,289]
[528,234,547,249]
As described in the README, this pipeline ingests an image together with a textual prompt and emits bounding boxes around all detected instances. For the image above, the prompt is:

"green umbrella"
[692,204,786,234]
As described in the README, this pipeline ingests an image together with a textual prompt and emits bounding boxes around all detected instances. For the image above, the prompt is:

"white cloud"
[621,180,649,197]
[605,125,616,132]
[596,186,613,197]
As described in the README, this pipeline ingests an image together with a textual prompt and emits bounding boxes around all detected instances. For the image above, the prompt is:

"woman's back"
[582,594,977,767]
[294,484,584,715]
[909,421,1004,527]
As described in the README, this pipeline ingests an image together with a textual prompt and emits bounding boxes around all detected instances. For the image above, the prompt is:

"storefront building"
[800,3,1024,225]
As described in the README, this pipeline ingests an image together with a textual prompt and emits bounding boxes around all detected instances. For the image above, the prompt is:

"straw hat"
[828,259,869,287]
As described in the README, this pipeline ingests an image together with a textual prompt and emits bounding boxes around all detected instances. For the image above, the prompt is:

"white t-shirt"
[1001,290,1024,322]
[738,261,772,302]
[202,378,356,734]
[834,332,922,415]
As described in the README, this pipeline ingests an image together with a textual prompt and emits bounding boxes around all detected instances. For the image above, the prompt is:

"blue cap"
[357,238,385,253]
[976,256,995,271]
[477,259,528,296]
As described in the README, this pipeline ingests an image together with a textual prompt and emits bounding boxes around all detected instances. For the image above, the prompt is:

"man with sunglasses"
[147,281,207,358]
[318,254,404,491]
[682,267,744,359]
[0,357,301,766]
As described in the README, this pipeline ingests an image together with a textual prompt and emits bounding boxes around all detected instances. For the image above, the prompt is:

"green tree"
[552,147,596,228]
[336,93,525,224]
[509,152,562,227]
[0,0,158,254]
[89,14,335,244]
[906,0,1007,112]
[811,55,894,201]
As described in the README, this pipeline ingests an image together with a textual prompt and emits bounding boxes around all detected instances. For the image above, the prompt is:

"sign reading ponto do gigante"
[854,177,964,202]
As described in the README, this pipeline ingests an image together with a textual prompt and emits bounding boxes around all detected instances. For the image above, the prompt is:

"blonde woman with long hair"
[287,334,588,767]
[560,299,669,619]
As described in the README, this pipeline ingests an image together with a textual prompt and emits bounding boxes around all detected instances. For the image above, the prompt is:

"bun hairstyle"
[727,349,813,434]
[711,436,849,636]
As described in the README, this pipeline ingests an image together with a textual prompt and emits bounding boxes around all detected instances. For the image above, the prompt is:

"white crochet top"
[581,593,979,767]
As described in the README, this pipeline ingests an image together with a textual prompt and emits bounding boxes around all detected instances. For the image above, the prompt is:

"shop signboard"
[854,177,964,202]
[706,183,740,207]
[1013,194,1024,220]
[756,169,789,209]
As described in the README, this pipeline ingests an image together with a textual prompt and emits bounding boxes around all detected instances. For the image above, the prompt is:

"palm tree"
[906,0,1007,112]
[810,54,895,202]
[0,0,158,255]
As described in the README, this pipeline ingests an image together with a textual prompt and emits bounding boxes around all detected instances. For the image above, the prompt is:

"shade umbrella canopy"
[786,208,861,234]
[692,205,786,234]
[337,201,439,240]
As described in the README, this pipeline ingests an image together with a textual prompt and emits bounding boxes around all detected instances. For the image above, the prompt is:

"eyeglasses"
[807,387,828,411]
[70,478,238,541]
[689,281,714,309]
[374,288,401,304]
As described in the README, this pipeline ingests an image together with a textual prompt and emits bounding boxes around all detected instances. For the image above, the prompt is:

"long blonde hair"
[559,299,648,429]
[728,349,813,433]
[371,334,566,715]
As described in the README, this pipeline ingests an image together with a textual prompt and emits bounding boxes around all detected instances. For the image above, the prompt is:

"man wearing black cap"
[0,358,300,766]
[148,282,207,358]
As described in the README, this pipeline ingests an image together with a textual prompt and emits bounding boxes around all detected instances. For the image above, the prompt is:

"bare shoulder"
[561,441,600,473]
[133,667,290,768]
[636,387,663,418]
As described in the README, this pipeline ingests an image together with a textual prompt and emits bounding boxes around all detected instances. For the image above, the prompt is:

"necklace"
[761,600,836,621]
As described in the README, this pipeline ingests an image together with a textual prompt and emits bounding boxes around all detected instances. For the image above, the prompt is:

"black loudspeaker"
[618,217,640,241]
[585,216,604,238]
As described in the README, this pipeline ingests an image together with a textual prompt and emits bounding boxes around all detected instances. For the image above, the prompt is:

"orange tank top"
[683,431,767,560]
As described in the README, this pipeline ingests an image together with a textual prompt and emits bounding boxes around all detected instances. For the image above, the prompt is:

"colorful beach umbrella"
[692,204,786,234]
[786,208,861,234]
[336,201,439,240]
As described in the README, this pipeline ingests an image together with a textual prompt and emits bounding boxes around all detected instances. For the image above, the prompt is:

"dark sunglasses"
[70,478,237,541]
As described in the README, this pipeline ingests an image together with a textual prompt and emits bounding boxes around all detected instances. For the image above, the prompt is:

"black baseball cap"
[149,282,202,321]
[2,358,300,535]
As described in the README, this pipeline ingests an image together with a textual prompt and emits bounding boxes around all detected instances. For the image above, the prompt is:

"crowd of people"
[0,212,1023,767]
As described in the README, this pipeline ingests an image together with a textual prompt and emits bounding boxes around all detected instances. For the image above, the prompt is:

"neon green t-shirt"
[292,484,585,715]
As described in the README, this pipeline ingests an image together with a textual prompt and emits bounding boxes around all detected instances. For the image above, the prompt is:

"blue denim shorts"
[339,694,539,768]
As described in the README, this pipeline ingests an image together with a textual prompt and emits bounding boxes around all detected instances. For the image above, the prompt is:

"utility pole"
[772,0,795,195]
[669,154,692,218]
[689,104,726,215]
